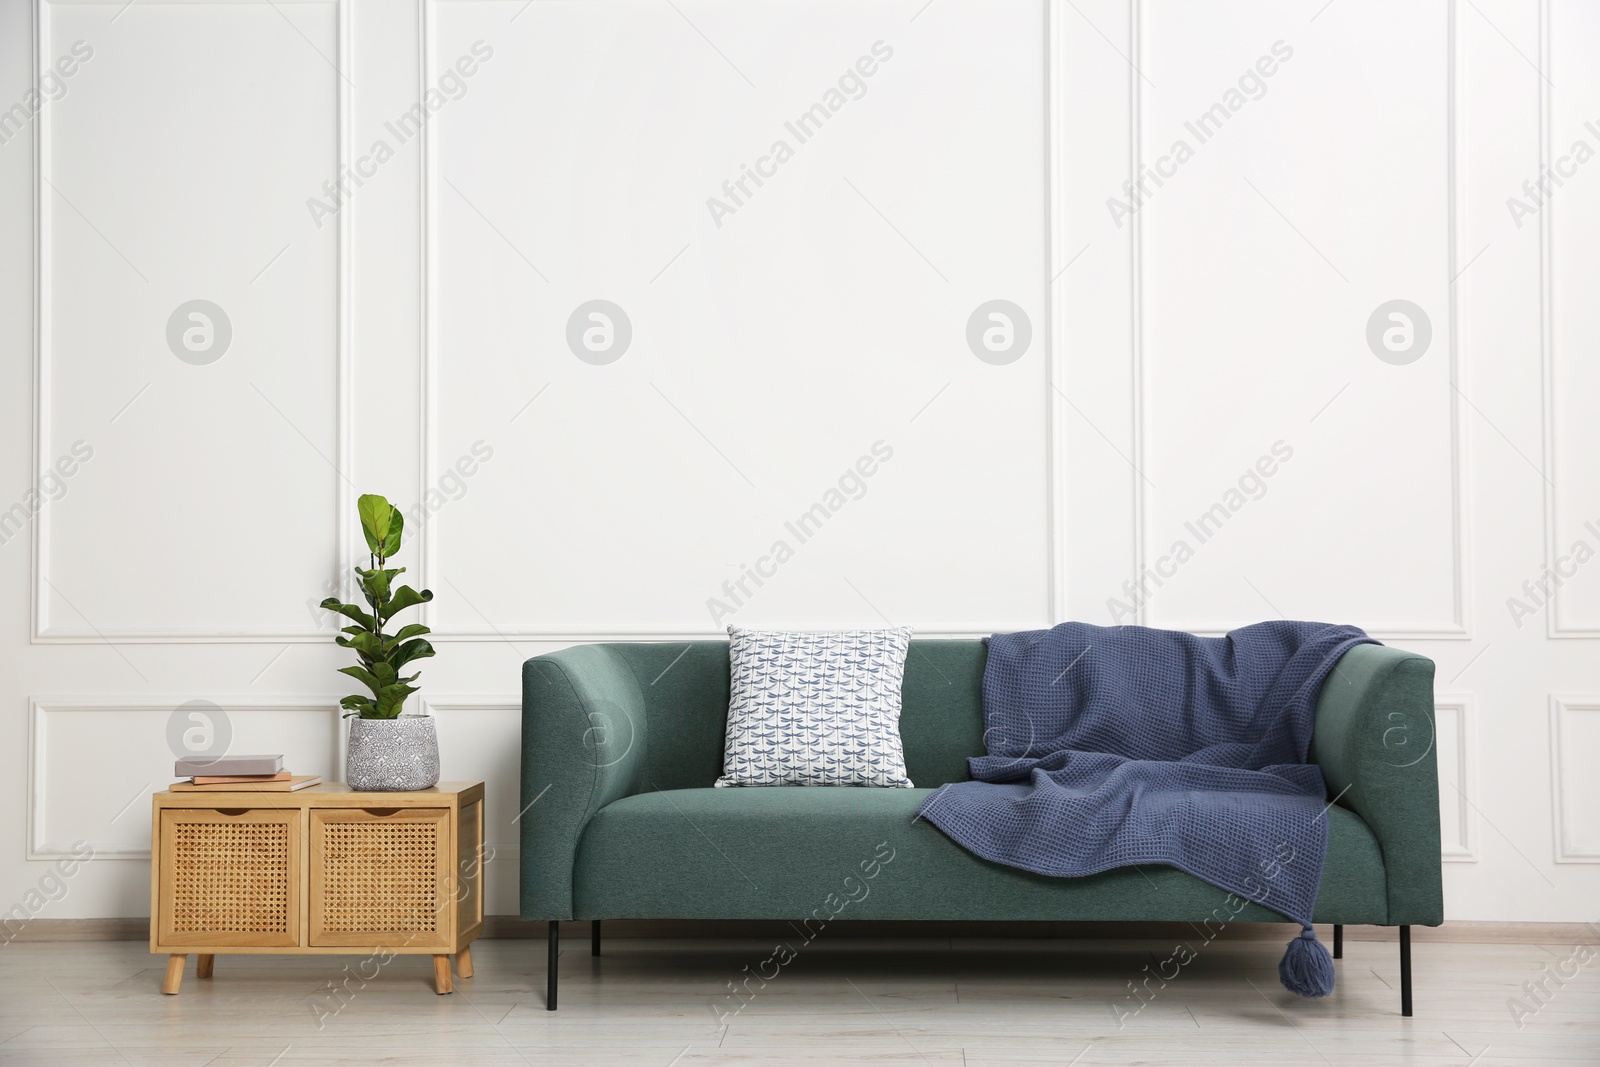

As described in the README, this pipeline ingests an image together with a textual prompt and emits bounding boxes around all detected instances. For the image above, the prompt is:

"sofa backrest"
[605,639,989,791]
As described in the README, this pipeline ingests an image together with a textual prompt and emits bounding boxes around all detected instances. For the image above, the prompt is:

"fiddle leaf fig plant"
[322,493,435,719]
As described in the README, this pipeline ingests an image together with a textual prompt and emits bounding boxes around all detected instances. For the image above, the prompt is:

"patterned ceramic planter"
[346,715,441,791]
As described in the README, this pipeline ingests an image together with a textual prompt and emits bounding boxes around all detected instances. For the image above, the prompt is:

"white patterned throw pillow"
[717,626,915,788]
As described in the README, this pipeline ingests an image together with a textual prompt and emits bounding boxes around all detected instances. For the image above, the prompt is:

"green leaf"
[320,599,375,631]
[354,566,403,580]
[339,695,376,719]
[362,568,393,604]
[386,585,434,616]
[336,631,384,658]
[358,494,392,556]
[382,623,431,650]
[374,682,419,718]
[390,638,436,670]
[382,506,404,557]
[336,665,384,697]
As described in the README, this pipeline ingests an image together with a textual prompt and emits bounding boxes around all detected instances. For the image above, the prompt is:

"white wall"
[0,0,1593,923]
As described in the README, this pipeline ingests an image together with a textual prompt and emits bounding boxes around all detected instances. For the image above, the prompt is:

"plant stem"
[372,548,386,718]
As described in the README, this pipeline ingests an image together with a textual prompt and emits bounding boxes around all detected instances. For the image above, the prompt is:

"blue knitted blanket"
[916,621,1373,995]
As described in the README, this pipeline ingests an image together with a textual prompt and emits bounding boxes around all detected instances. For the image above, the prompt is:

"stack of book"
[171,754,320,792]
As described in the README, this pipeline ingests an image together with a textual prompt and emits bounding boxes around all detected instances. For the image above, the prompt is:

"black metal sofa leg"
[593,919,601,957]
[1333,924,1343,959]
[547,921,559,1011]
[1399,925,1413,1017]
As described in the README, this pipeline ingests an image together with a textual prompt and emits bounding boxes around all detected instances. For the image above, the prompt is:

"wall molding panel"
[1129,0,1468,641]
[1549,697,1600,863]
[28,697,341,860]
[1435,695,1479,862]
[1539,0,1600,638]
[417,0,1061,642]
[30,0,353,645]
[1044,0,1068,625]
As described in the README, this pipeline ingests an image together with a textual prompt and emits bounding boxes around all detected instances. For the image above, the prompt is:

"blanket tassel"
[1278,927,1336,998]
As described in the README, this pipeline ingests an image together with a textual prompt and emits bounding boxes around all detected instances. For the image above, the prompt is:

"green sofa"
[521,639,1443,1013]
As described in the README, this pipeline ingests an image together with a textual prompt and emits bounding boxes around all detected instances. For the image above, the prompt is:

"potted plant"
[321,493,440,791]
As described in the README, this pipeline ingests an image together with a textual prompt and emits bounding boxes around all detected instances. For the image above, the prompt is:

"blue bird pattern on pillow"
[716,627,915,788]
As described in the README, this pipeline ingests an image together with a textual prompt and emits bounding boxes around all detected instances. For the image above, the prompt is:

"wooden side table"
[150,781,484,995]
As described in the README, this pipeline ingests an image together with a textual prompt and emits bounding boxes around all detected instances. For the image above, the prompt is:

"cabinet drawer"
[309,807,452,949]
[156,808,301,949]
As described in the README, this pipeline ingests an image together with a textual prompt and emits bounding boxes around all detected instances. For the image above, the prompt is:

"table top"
[152,780,484,807]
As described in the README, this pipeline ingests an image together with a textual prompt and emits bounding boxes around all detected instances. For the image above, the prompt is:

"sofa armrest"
[1309,643,1443,926]
[520,644,648,920]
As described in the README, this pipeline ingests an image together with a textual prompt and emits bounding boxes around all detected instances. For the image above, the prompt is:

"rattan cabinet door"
[157,808,301,948]
[309,808,452,950]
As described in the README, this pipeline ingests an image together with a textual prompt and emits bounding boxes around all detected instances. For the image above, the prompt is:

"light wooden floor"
[0,935,1596,1066]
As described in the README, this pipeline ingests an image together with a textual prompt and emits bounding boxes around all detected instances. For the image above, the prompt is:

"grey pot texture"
[346,715,441,791]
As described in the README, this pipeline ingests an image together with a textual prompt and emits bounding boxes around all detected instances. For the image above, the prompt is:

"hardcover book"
[172,754,284,777]
[189,771,292,785]
[169,775,321,793]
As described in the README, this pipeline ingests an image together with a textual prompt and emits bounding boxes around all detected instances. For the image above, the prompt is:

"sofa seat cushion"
[573,787,1388,924]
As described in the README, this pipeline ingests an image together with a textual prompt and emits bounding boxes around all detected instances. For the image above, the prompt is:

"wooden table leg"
[196,954,214,979]
[433,954,453,994]
[455,945,473,979]
[162,954,186,995]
